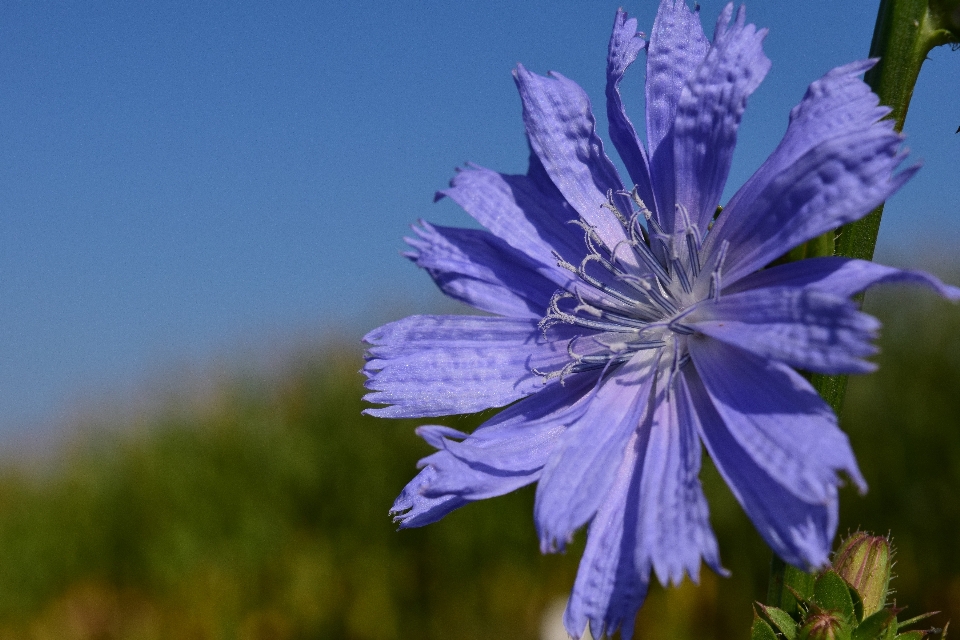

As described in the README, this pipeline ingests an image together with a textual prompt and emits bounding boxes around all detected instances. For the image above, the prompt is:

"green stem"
[833,0,957,267]
[766,556,815,617]
[767,0,959,609]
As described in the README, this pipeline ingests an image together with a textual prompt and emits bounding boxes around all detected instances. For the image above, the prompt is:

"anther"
[601,189,631,228]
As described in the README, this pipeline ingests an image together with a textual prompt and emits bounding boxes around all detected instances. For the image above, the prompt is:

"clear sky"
[1,1,958,438]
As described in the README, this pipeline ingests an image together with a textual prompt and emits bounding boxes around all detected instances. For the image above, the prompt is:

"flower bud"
[799,611,850,640]
[832,532,892,616]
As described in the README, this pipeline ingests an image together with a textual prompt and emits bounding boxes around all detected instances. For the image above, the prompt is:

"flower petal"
[683,366,839,569]
[687,287,880,374]
[514,64,634,258]
[391,463,470,528]
[636,378,723,587]
[645,0,710,227]
[606,9,656,219]
[406,221,559,318]
[440,372,598,475]
[535,350,659,552]
[688,336,866,506]
[704,61,915,284]
[564,431,649,640]
[435,158,586,274]
[722,60,887,224]
[673,4,770,234]
[726,255,960,300]
[363,315,570,418]
[391,375,599,528]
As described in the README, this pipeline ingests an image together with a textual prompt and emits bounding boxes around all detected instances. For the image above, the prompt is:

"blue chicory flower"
[362,2,960,638]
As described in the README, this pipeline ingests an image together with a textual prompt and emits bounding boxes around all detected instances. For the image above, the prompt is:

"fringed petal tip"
[389,465,467,529]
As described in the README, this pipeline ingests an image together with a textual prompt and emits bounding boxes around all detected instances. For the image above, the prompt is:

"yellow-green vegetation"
[0,290,957,639]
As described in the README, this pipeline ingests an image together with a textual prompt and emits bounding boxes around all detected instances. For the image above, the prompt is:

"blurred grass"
[0,289,957,639]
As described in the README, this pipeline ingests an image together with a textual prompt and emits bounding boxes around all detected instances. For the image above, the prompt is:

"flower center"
[536,189,729,383]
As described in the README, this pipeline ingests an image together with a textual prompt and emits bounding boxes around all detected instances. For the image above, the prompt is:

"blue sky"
[1,1,958,437]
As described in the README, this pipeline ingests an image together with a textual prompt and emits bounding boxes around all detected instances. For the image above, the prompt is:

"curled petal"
[442,372,598,475]
[392,375,599,528]
[391,463,470,528]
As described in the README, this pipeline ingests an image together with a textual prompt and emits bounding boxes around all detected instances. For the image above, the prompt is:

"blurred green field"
[0,288,958,639]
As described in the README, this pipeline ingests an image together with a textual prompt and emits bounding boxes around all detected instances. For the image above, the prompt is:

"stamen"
[626,210,648,246]
[626,187,654,221]
[668,236,693,295]
[708,240,730,302]
[601,189,631,228]
[568,219,606,258]
[685,229,701,278]
[540,291,640,334]
[667,307,697,335]
[577,255,642,307]
[636,278,679,315]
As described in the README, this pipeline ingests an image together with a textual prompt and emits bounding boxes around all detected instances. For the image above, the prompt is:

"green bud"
[832,532,892,617]
[799,611,851,640]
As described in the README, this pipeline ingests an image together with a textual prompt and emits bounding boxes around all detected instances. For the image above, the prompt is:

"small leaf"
[848,584,864,624]
[753,615,780,640]
[853,609,898,640]
[815,571,856,621]
[757,603,799,640]
[898,612,940,630]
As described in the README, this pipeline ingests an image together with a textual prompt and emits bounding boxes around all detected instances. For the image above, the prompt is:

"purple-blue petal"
[704,60,915,284]
[405,220,559,318]
[727,255,960,300]
[392,375,600,528]
[513,64,634,257]
[420,449,541,503]
[721,60,887,223]
[645,0,710,227]
[441,372,598,475]
[564,430,649,640]
[673,4,770,234]
[709,125,914,285]
[391,448,539,528]
[363,315,570,418]
[391,463,470,528]
[636,379,723,587]
[687,287,880,374]
[683,367,838,569]
[435,158,586,276]
[606,9,656,219]
[535,351,659,553]
[688,336,866,505]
